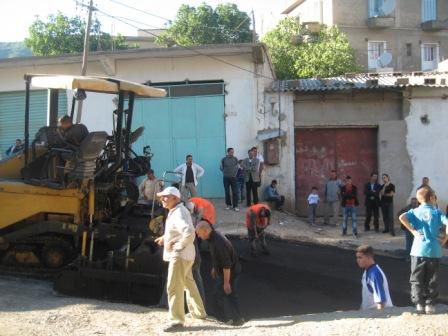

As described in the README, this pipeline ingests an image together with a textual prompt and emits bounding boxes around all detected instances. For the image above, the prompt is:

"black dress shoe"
[364,227,371,232]
[382,230,389,233]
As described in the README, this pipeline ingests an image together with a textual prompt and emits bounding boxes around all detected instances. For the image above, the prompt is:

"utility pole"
[251,10,256,43]
[76,0,95,123]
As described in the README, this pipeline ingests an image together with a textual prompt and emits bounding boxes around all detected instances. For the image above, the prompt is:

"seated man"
[187,197,216,226]
[246,204,271,257]
[5,139,24,156]
[139,169,162,207]
[264,179,285,210]
[58,115,89,147]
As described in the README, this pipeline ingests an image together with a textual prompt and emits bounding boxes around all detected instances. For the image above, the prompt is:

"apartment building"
[282,0,448,72]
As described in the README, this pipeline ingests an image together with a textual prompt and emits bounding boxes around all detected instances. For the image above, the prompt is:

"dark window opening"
[144,80,225,97]
[406,43,412,57]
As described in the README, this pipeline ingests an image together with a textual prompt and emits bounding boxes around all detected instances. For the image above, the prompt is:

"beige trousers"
[167,257,206,324]
[181,183,197,201]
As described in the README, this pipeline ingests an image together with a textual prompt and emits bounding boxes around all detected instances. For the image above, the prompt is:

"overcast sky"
[0,0,290,42]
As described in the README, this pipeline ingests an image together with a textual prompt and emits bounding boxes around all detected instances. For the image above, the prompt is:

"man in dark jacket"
[220,148,239,211]
[364,172,381,232]
[58,115,89,146]
[340,176,359,238]
[195,221,244,326]
[5,139,24,156]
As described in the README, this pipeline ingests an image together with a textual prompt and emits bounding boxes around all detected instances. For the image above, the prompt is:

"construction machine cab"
[20,75,165,190]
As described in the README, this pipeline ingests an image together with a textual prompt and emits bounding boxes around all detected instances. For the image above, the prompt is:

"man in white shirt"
[155,187,206,332]
[174,154,205,200]
[356,245,393,310]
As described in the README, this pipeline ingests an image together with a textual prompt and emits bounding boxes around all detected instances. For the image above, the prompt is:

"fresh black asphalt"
[201,238,448,319]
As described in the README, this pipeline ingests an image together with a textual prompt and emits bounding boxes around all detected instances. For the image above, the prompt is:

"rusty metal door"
[295,128,378,216]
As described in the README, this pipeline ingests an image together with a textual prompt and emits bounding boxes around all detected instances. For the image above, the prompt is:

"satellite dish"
[381,0,396,16]
[377,52,392,68]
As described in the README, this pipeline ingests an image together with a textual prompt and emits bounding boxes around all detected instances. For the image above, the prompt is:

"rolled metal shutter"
[0,90,67,157]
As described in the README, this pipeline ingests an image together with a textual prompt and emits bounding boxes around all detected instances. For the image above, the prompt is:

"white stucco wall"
[405,88,448,210]
[0,49,274,162]
[261,92,295,210]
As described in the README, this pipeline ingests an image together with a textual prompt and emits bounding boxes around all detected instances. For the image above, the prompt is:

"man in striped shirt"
[356,245,393,310]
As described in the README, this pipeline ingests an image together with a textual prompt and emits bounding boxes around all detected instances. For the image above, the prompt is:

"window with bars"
[368,41,387,68]
[422,44,437,61]
[421,43,439,70]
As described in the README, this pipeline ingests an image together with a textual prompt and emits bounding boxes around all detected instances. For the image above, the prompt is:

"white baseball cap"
[157,186,181,199]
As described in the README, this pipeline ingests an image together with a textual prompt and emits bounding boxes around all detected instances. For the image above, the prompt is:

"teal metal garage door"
[0,90,67,157]
[132,95,225,198]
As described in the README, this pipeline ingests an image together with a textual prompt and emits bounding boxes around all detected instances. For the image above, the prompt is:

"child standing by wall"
[399,186,448,314]
[307,187,320,226]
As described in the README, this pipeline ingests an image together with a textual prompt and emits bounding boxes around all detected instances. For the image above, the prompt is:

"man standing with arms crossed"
[155,187,206,332]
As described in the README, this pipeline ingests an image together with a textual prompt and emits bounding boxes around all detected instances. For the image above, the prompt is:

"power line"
[96,9,274,80]
[114,16,162,30]
[107,0,172,23]
[106,0,253,34]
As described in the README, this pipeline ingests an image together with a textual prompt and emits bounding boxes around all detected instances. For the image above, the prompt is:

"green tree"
[262,17,359,79]
[156,3,252,46]
[25,12,128,56]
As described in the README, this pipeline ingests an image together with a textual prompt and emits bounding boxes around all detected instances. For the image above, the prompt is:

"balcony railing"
[421,19,448,31]
[367,16,395,28]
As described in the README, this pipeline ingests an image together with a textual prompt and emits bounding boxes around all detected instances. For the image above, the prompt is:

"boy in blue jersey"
[399,186,448,314]
[356,245,393,310]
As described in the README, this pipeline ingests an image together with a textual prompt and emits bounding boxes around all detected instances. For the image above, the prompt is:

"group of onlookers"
[220,146,285,212]
[308,170,399,238]
[220,146,263,211]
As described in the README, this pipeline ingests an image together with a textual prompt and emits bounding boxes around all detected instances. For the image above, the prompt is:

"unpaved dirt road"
[1,276,448,336]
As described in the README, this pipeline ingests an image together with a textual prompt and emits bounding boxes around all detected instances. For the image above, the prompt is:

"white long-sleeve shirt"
[163,203,196,262]
[174,163,205,186]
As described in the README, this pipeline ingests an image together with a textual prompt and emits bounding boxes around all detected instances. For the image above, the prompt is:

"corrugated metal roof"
[271,72,448,92]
